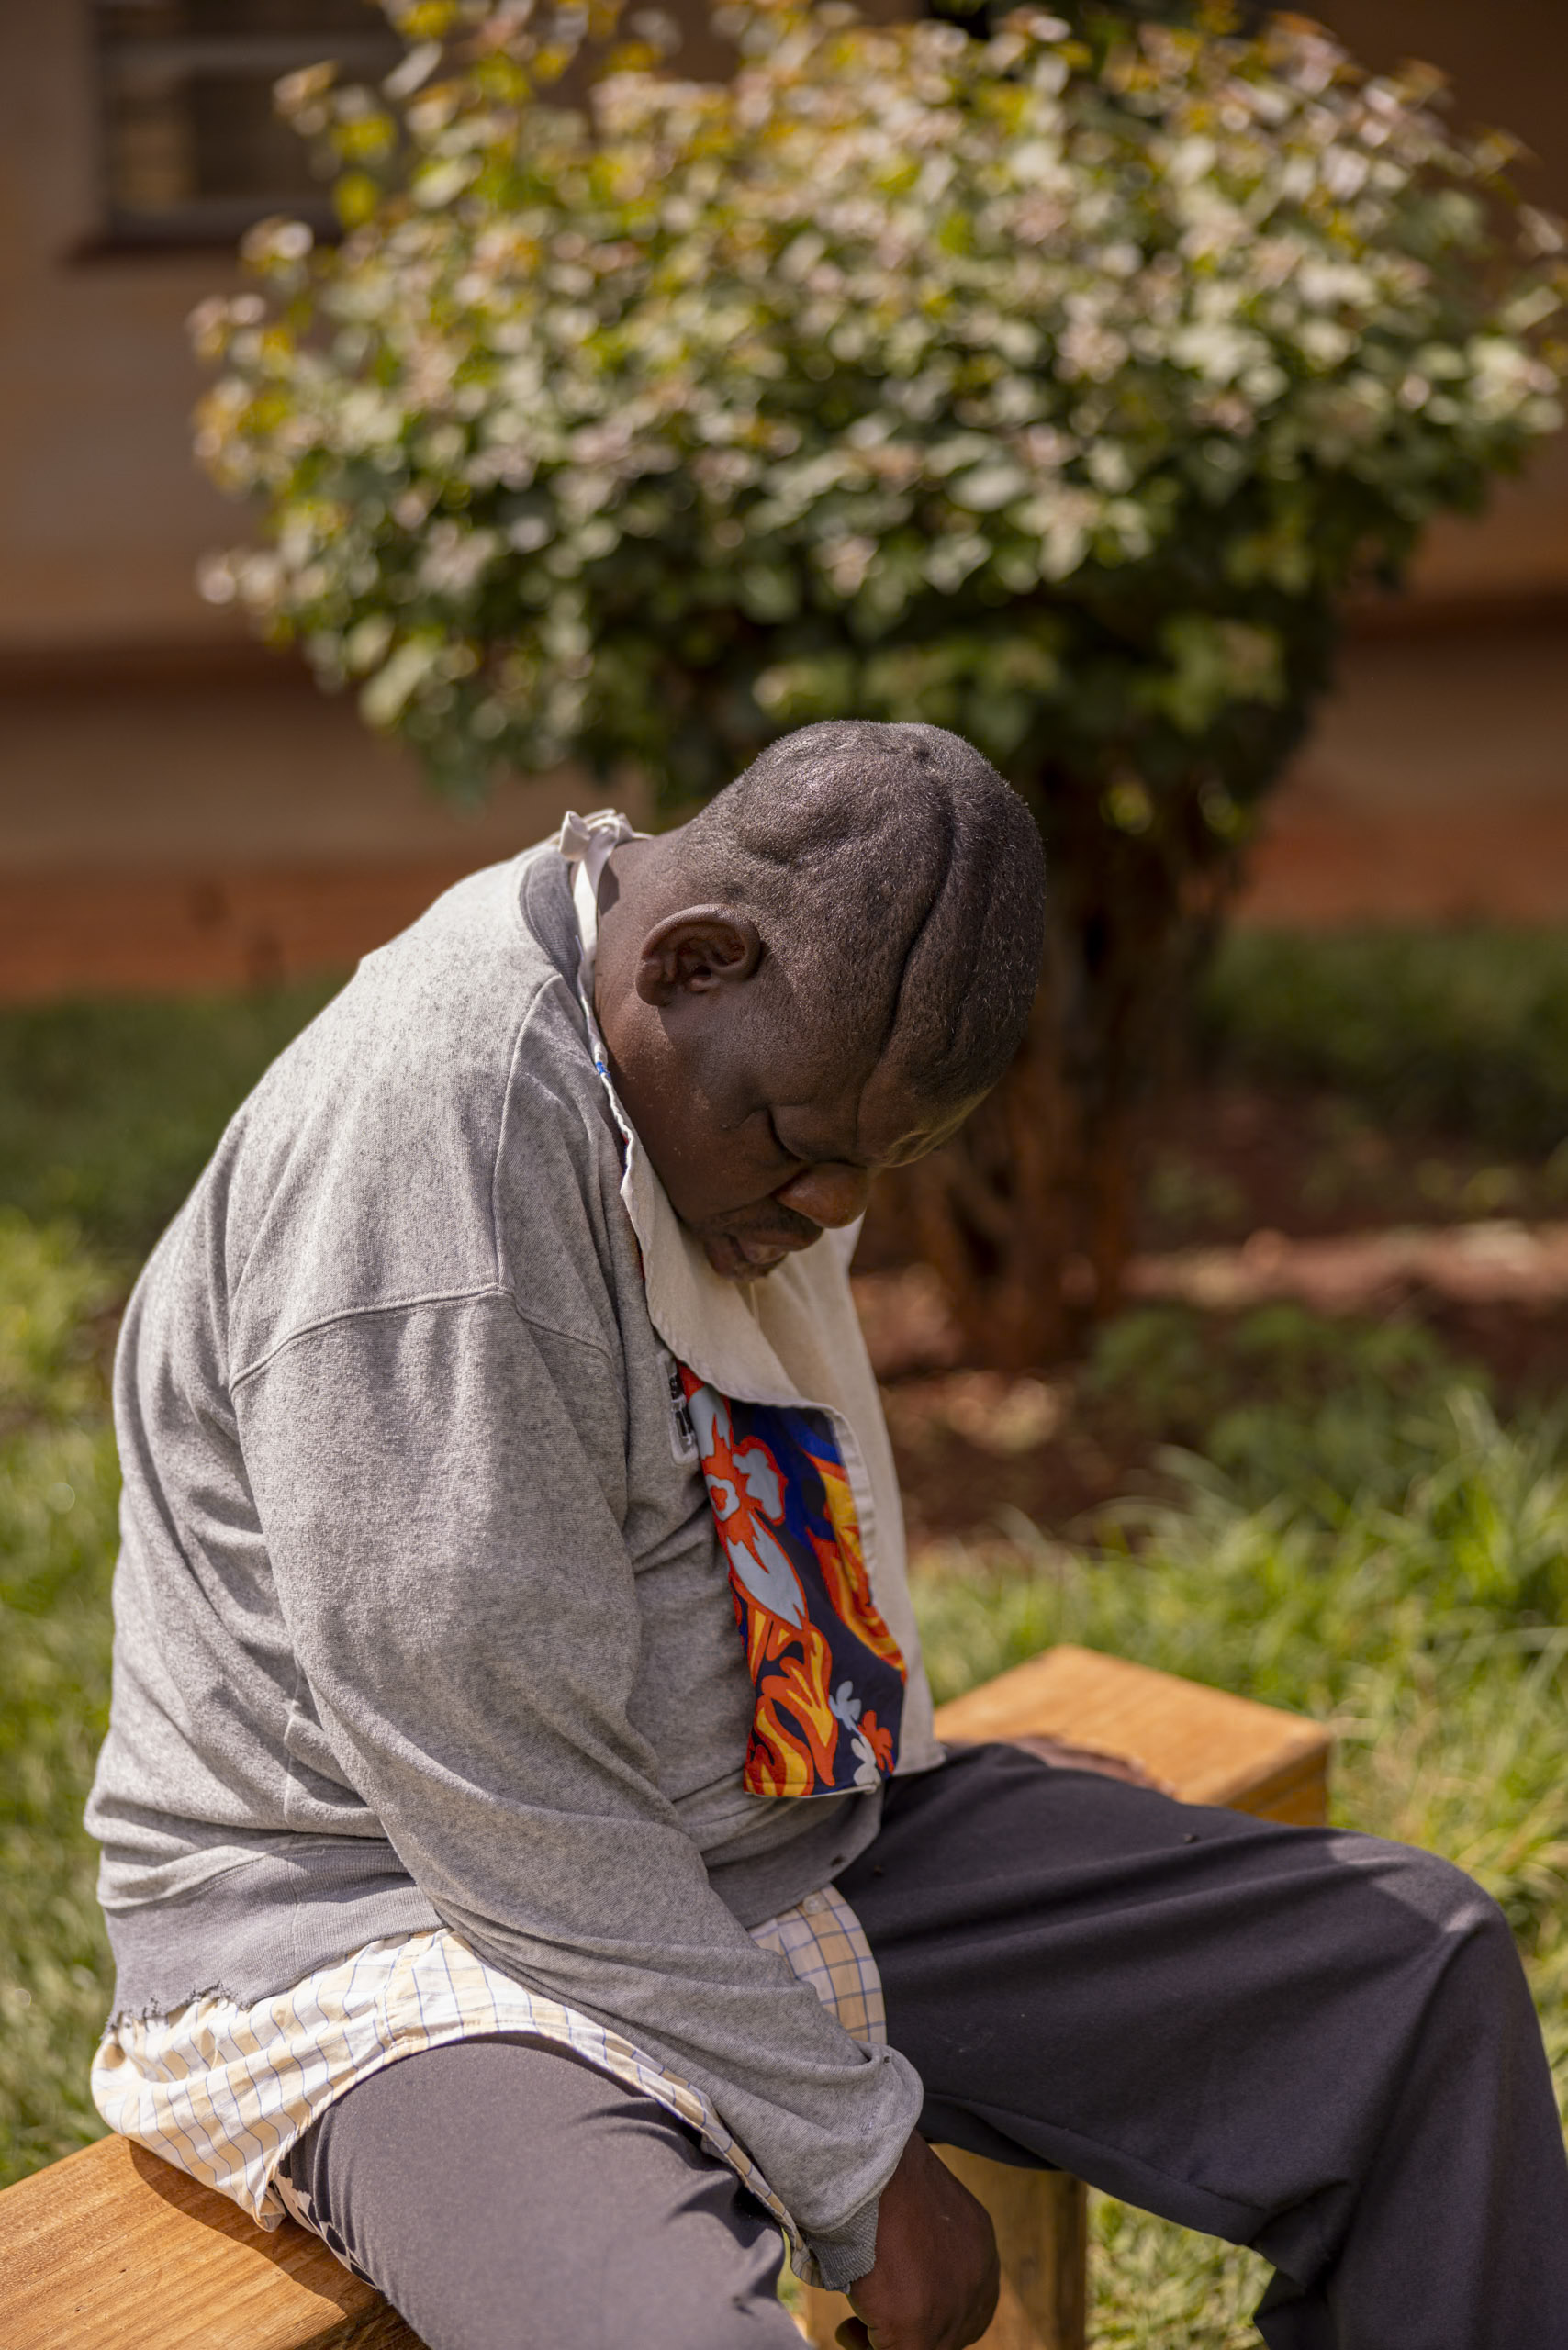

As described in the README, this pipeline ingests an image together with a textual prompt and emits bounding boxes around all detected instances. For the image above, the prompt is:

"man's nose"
[775,1163,871,1230]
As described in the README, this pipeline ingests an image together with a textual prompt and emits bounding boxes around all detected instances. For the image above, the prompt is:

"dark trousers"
[286,1744,1568,2350]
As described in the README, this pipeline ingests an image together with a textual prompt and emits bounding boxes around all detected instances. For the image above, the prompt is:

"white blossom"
[188,0,1565,797]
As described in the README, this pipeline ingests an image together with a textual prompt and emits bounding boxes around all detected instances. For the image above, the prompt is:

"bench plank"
[0,2134,423,2350]
[933,1642,1331,1823]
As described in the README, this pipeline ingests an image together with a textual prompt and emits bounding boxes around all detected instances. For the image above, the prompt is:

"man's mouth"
[701,1225,817,1281]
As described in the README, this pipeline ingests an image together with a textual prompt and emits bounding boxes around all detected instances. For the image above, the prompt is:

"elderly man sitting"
[87,722,1568,2350]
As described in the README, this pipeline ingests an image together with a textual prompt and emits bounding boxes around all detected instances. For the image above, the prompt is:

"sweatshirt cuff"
[804,2190,882,2293]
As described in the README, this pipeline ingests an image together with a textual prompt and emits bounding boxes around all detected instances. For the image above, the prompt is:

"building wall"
[1226,0,1568,923]
[0,5,245,655]
[0,0,1564,995]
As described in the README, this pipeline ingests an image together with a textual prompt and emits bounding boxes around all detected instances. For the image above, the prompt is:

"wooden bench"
[0,2131,423,2349]
[0,1646,1327,2350]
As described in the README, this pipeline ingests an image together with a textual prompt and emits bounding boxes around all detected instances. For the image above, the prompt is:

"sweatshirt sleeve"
[233,1290,921,2283]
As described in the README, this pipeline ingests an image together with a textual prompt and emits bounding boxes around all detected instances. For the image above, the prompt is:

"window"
[95,0,402,244]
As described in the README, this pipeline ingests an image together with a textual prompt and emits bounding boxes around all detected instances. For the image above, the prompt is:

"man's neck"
[591,827,689,1018]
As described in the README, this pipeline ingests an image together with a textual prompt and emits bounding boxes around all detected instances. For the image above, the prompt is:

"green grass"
[1199,925,1568,1156]
[913,1318,1568,2345]
[0,1214,119,2184]
[0,984,347,2177]
[0,982,342,1264]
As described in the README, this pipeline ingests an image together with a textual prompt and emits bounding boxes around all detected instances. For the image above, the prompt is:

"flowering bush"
[192,0,1566,1360]
[195,0,1563,808]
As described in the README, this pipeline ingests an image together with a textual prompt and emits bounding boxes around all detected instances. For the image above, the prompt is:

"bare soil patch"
[872,1083,1568,1543]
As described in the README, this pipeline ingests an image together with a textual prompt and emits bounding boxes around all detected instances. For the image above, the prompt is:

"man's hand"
[835,2131,1000,2350]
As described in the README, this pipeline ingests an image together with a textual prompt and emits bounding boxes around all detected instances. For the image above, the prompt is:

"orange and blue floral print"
[678,1369,907,1798]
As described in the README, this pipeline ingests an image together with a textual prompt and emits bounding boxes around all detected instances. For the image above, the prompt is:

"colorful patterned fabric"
[679,1371,908,1798]
[92,1883,885,2287]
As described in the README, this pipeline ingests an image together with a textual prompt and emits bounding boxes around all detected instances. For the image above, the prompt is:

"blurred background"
[3,0,1568,992]
[5,11,1568,2344]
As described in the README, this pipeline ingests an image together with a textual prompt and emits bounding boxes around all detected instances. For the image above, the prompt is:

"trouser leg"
[281,2034,801,2350]
[838,1741,1568,2350]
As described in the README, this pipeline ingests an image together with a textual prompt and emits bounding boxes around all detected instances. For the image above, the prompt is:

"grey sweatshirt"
[85,843,936,2278]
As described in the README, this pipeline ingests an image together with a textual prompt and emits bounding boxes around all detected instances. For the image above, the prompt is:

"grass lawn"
[916,1352,1568,2344]
[3,937,1568,2343]
[0,1214,120,2186]
[1199,925,1568,1156]
[0,981,342,1267]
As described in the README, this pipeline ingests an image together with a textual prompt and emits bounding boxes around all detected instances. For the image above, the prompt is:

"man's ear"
[634,907,764,1007]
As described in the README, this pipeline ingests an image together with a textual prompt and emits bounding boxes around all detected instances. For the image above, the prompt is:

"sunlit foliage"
[192,0,1564,817]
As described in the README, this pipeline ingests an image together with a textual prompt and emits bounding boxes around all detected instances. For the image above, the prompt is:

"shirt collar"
[554,809,850,1407]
